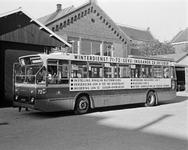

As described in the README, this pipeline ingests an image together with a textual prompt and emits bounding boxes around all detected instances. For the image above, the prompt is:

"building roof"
[171,27,188,44]
[118,25,154,42]
[157,52,188,62]
[38,2,91,26]
[38,1,131,43]
[38,5,75,25]
[0,7,71,47]
[38,1,154,43]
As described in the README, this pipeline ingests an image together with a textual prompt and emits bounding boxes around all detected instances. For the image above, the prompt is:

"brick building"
[171,27,188,53]
[38,0,154,57]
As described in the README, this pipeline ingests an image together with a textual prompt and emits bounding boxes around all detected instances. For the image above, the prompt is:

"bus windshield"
[14,64,42,84]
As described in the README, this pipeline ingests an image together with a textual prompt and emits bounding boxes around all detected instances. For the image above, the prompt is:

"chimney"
[56,4,62,12]
[90,0,97,4]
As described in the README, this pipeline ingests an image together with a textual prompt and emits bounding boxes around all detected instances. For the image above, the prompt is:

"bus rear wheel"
[145,91,156,107]
[74,96,90,115]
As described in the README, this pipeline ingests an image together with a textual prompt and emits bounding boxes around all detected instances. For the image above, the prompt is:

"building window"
[91,18,95,23]
[78,14,80,19]
[92,42,100,55]
[81,40,100,55]
[103,42,112,56]
[74,15,77,21]
[56,25,59,31]
[81,40,91,55]
[67,19,70,25]
[67,37,78,54]
[63,21,66,27]
[60,23,63,29]
[71,17,74,23]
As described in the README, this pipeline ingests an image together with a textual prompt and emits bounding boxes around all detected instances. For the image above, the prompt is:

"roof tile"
[118,25,154,41]
[171,27,188,43]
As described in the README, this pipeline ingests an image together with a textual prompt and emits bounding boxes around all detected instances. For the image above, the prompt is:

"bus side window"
[153,66,162,78]
[131,65,141,78]
[142,65,152,78]
[71,61,87,78]
[89,63,103,78]
[58,60,69,84]
[104,63,117,78]
[119,65,130,78]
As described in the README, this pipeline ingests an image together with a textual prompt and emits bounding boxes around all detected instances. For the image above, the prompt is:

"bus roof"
[19,52,175,66]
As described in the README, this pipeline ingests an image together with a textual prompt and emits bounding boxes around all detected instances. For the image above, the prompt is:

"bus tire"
[74,96,90,115]
[145,91,156,107]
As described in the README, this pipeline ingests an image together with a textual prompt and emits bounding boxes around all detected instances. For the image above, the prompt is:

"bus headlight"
[30,97,35,104]
[15,88,18,94]
[15,95,19,101]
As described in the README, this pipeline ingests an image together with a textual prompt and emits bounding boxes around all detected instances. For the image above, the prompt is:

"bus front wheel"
[145,91,156,107]
[74,96,90,115]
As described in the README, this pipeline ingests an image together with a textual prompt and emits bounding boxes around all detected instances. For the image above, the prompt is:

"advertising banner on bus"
[70,78,171,91]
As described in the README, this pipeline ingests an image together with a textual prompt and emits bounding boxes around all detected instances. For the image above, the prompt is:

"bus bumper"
[13,102,35,110]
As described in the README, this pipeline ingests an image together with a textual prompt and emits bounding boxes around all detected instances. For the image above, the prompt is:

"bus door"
[46,60,70,109]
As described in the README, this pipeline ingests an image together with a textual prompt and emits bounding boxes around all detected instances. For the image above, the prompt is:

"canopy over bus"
[0,7,71,47]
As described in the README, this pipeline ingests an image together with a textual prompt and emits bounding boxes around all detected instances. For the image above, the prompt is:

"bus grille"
[19,87,29,96]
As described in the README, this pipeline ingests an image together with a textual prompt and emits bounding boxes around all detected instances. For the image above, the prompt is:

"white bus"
[13,51,176,114]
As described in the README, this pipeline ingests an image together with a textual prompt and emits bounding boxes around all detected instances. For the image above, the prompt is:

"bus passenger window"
[104,63,117,78]
[131,65,141,78]
[119,65,130,78]
[71,61,87,78]
[58,60,69,84]
[153,66,162,78]
[142,65,152,78]
[163,67,170,78]
[89,63,103,78]
[47,59,60,84]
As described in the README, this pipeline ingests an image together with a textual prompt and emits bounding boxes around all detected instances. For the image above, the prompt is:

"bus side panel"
[130,89,147,104]
[103,90,118,106]
[46,86,69,99]
[117,89,131,105]
[157,88,176,101]
[42,85,72,112]
[45,99,74,112]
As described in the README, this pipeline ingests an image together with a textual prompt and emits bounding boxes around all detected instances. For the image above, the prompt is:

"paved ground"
[0,92,188,150]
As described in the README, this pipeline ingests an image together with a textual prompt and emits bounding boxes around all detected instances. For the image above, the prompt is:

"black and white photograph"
[0,0,187,149]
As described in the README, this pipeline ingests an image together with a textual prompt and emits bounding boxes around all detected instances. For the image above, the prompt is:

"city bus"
[13,49,177,114]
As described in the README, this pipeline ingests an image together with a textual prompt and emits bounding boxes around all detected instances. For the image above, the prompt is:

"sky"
[0,0,187,42]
